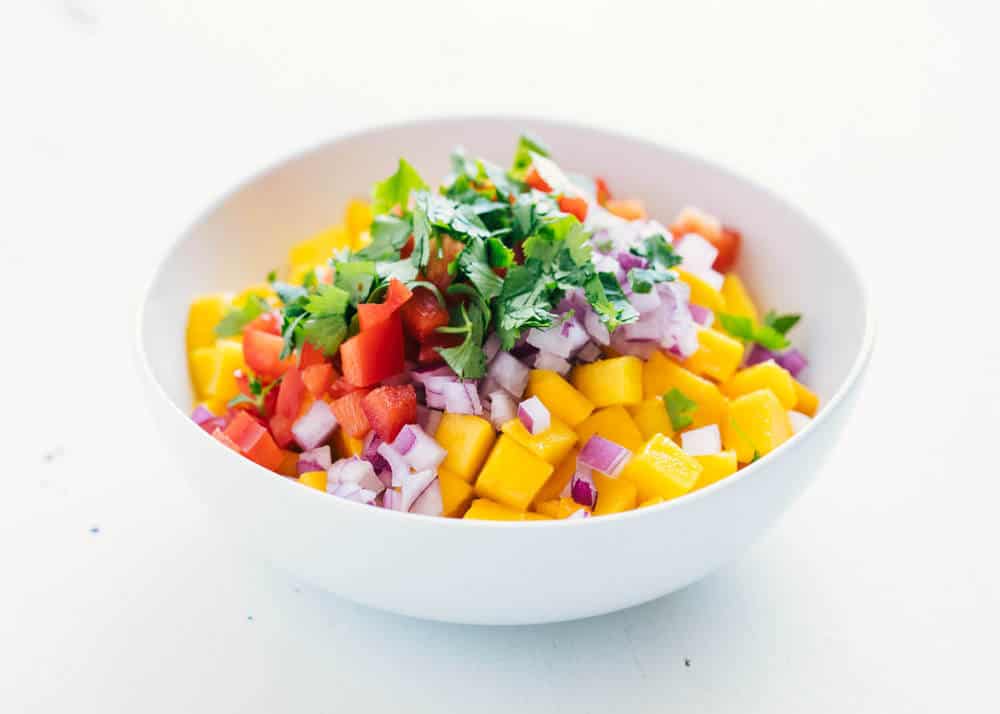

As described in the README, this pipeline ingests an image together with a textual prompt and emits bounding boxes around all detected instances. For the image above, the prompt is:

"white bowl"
[137,117,874,625]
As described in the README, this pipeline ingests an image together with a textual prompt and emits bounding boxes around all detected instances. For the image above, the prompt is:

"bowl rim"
[136,113,876,530]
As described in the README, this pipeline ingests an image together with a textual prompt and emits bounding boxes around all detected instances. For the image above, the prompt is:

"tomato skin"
[424,235,465,292]
[302,363,335,398]
[340,313,406,387]
[400,287,449,342]
[525,167,552,193]
[416,333,461,365]
[235,369,253,399]
[224,411,285,471]
[299,342,326,369]
[243,330,295,379]
[330,389,372,438]
[362,385,417,442]
[246,311,282,336]
[605,198,647,221]
[711,226,741,272]
[270,367,306,448]
[328,375,364,400]
[400,235,415,259]
[558,195,588,222]
[357,279,413,331]
[595,177,612,206]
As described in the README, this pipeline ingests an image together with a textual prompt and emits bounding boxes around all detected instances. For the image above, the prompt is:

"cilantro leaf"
[494,262,553,349]
[763,310,801,336]
[266,269,277,283]
[372,158,427,215]
[289,284,350,357]
[334,261,376,305]
[584,272,639,332]
[663,388,697,431]
[354,215,412,261]
[436,301,488,379]
[274,282,309,305]
[627,267,673,294]
[510,133,550,181]
[631,234,681,270]
[456,238,504,302]
[214,295,269,337]
[717,313,790,351]
[301,313,348,356]
[376,258,419,283]
[410,193,433,268]
[485,237,514,268]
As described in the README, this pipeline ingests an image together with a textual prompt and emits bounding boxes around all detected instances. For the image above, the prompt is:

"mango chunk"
[592,473,638,515]
[288,225,350,267]
[720,273,759,324]
[533,448,579,506]
[474,435,554,511]
[722,389,793,463]
[331,428,365,458]
[626,398,675,441]
[344,199,373,246]
[722,361,796,408]
[642,351,727,429]
[526,370,595,427]
[186,293,230,353]
[439,469,476,518]
[501,417,577,466]
[792,379,819,417]
[693,450,738,490]
[574,406,644,453]
[676,268,726,316]
[682,327,744,383]
[620,433,702,502]
[299,471,327,492]
[464,498,551,521]
[189,346,221,399]
[571,356,643,407]
[638,495,666,508]
[207,340,246,404]
[535,497,590,519]
[233,282,277,308]
[436,414,497,482]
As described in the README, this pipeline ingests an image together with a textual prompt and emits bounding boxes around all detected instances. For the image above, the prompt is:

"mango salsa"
[571,356,643,407]
[620,433,703,502]
[722,389,793,463]
[535,497,590,519]
[186,293,230,353]
[435,414,496,482]
[722,361,797,409]
[526,370,595,426]
[474,435,554,511]
[792,379,819,417]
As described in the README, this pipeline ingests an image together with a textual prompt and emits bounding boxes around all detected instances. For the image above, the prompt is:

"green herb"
[214,295,269,337]
[510,133,550,180]
[485,237,514,268]
[584,272,639,332]
[274,282,309,305]
[494,262,553,349]
[300,284,350,356]
[456,237,504,302]
[354,215,413,261]
[717,313,790,351]
[334,261,376,305]
[372,158,427,215]
[663,388,697,431]
[631,234,682,270]
[376,258,419,283]
[226,375,282,416]
[266,269,277,283]
[301,270,318,290]
[435,300,488,379]
[627,267,673,294]
[763,310,801,336]
[728,416,761,462]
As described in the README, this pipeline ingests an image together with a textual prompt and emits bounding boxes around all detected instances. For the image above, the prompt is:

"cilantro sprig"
[214,295,270,337]
[663,388,698,431]
[718,313,790,351]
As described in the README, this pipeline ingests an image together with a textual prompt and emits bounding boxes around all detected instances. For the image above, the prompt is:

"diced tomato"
[328,375,364,400]
[400,286,450,342]
[525,167,552,193]
[223,411,285,471]
[243,330,295,379]
[425,235,465,291]
[261,381,279,420]
[330,389,372,438]
[299,342,326,369]
[595,177,612,206]
[270,367,306,448]
[340,312,406,387]
[235,369,252,399]
[362,385,417,442]
[315,265,334,285]
[302,363,335,398]
[276,450,299,477]
[400,235,415,259]
[605,198,647,221]
[212,427,241,452]
[417,333,461,365]
[246,310,282,336]
[357,279,413,330]
[711,226,742,272]
[558,195,588,222]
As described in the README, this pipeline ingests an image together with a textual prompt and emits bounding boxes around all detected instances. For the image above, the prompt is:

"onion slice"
[570,465,597,507]
[487,352,530,398]
[291,401,338,450]
[680,424,722,456]
[377,442,410,487]
[392,424,446,471]
[517,396,551,435]
[489,390,518,429]
[401,469,436,512]
[578,435,632,477]
[409,479,443,516]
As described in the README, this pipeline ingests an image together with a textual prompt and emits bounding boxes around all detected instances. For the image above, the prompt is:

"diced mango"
[642,351,727,429]
[299,470,327,492]
[344,199,373,246]
[288,264,318,286]
[571,356,643,407]
[638,495,665,508]
[474,435,554,511]
[207,340,246,404]
[676,268,726,316]
[626,398,675,441]
[592,473,638,515]
[233,282,277,308]
[500,417,577,466]
[435,414,497,483]
[722,361,797,408]
[186,293,230,353]
[288,225,350,267]
[526,370,595,427]
[682,327,744,383]
[720,273,759,324]
[535,497,590,519]
[620,433,702,502]
[792,379,819,417]
[189,346,221,399]
[439,469,476,518]
[331,428,365,458]
[722,389,793,463]
[464,498,552,521]
[693,450,738,490]
[574,406,643,452]
[533,448,578,506]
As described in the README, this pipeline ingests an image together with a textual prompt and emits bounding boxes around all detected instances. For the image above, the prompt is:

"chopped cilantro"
[435,299,488,378]
[456,238,504,302]
[376,258,419,283]
[663,388,697,431]
[354,215,412,261]
[510,133,551,181]
[334,261,376,305]
[214,295,269,337]
[717,313,790,351]
[628,267,673,294]
[266,269,277,283]
[485,237,514,268]
[226,375,282,416]
[372,158,427,215]
[631,234,681,270]
[763,310,801,336]
[584,272,639,332]
[274,282,309,305]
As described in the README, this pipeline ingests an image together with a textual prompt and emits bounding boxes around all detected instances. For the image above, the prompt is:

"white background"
[2,1,998,711]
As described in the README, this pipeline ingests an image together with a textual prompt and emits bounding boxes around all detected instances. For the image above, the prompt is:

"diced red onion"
[424,389,447,410]
[409,479,443,516]
[393,425,416,454]
[745,343,776,367]
[628,288,662,314]
[489,390,518,429]
[576,342,602,363]
[509,342,538,361]
[487,352,530,398]
[681,424,722,456]
[382,488,402,510]
[377,469,393,489]
[623,308,665,341]
[361,431,389,473]
[328,457,384,495]
[517,396,551,435]
[656,282,699,358]
[377,442,410,487]
[401,469,436,512]
[570,465,597,507]
[332,481,377,505]
[442,380,482,415]
[380,371,411,387]
[691,267,724,291]
[416,406,443,436]
[534,351,571,375]
[689,303,713,326]
[484,333,501,363]
[297,445,332,474]
[291,401,338,450]
[583,308,610,346]
[191,405,214,425]
[788,410,812,434]
[527,323,577,359]
[617,251,647,271]
[196,416,228,434]
[393,424,446,471]
[566,508,591,520]
[675,233,719,272]
[609,331,658,360]
[578,435,632,477]
[776,349,808,378]
[410,365,456,385]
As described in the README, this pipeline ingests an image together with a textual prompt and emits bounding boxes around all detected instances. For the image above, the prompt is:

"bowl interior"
[141,117,868,431]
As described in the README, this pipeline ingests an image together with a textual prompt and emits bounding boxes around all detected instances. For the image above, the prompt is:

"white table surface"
[3,1,998,711]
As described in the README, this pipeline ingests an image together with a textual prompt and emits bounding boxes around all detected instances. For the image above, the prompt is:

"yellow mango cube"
[571,356,643,407]
[464,499,551,521]
[574,406,643,452]
[435,414,497,483]
[676,268,727,316]
[207,340,246,404]
[525,370,595,427]
[186,293,231,353]
[592,473,638,515]
[344,199,373,244]
[288,225,350,267]
[501,417,577,466]
[233,282,277,308]
[532,448,578,506]
[638,495,666,508]
[720,273,760,324]
[642,351,727,429]
[693,450,738,490]
[439,469,475,518]
[722,361,797,409]
[299,471,328,492]
[682,327,744,383]
[722,389,793,463]
[792,379,819,417]
[627,398,675,441]
[620,433,702,502]
[331,428,365,458]
[474,435,554,511]
[535,498,590,519]
[189,346,221,399]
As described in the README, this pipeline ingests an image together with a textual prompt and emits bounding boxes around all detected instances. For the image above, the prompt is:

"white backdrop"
[2,1,997,712]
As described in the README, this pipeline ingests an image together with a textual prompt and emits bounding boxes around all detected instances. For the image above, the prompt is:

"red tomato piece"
[416,333,461,365]
[223,411,285,471]
[234,369,252,399]
[525,167,552,193]
[302,363,335,398]
[400,235,415,259]
[243,330,295,379]
[328,375,364,400]
[595,177,612,206]
[605,199,647,221]
[276,450,299,477]
[711,226,742,273]
[330,390,372,439]
[362,385,417,442]
[246,310,282,336]
[299,341,326,369]
[400,286,450,342]
[212,427,241,452]
[425,235,465,292]
[558,195,588,222]
[357,279,413,330]
[339,313,405,387]
[270,366,306,448]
